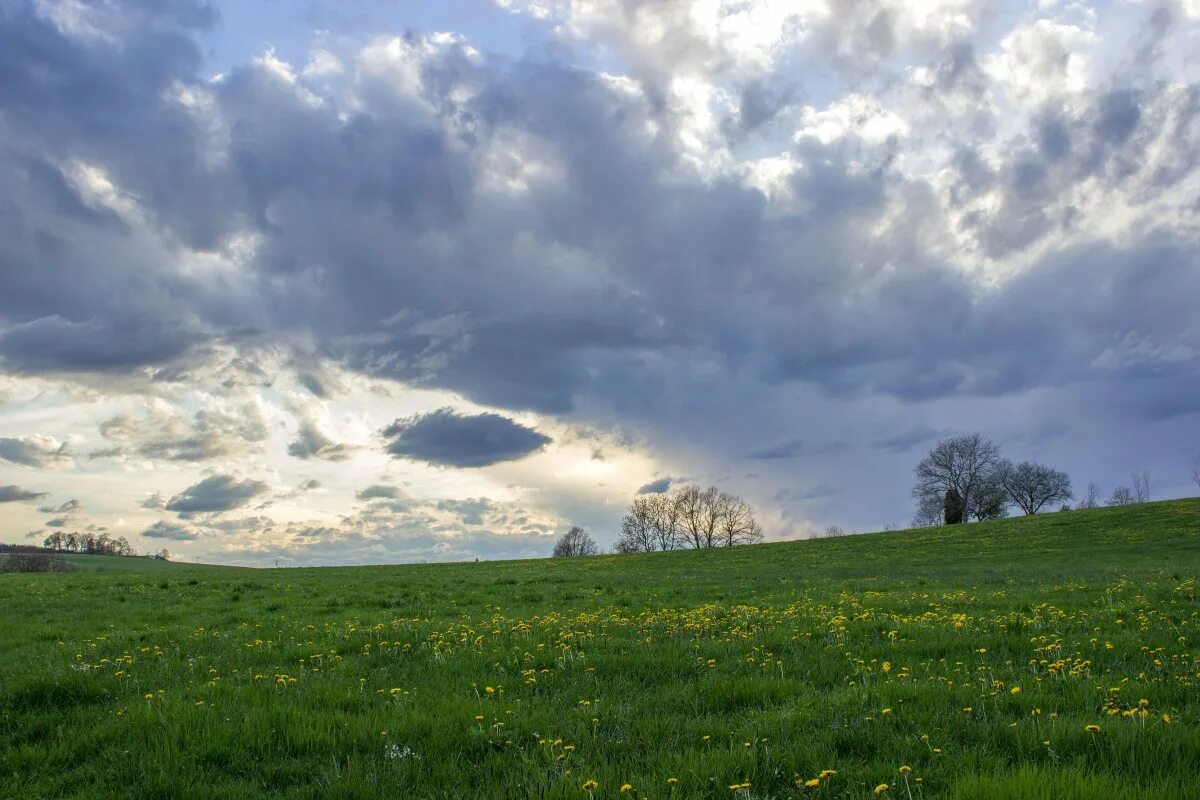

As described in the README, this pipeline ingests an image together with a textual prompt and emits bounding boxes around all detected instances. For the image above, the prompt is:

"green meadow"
[2,500,1198,799]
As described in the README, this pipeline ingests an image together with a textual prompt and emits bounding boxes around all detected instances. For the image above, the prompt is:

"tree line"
[912,433,1157,526]
[552,484,764,557]
[41,531,137,557]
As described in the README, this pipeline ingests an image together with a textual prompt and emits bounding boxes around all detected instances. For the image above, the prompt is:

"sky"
[1,0,1198,566]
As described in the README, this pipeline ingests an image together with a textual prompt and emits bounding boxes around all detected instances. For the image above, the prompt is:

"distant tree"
[971,470,1010,521]
[618,485,762,551]
[552,526,600,557]
[1077,482,1101,510]
[715,491,764,546]
[823,524,846,538]
[911,495,943,527]
[677,485,720,548]
[943,489,964,525]
[1107,486,1136,506]
[615,498,656,553]
[998,460,1073,515]
[913,434,1002,526]
[157,548,171,561]
[1131,471,1151,503]
[615,493,684,553]
[1193,456,1200,490]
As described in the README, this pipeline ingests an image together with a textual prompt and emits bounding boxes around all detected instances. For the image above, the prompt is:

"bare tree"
[619,485,762,551]
[823,524,846,538]
[1193,456,1200,491]
[1077,482,1100,510]
[615,498,656,553]
[1107,486,1135,506]
[1131,471,1151,503]
[678,485,721,548]
[998,460,1073,515]
[616,492,685,553]
[552,526,600,557]
[911,494,943,527]
[970,471,1010,521]
[912,434,1003,525]
[715,491,764,546]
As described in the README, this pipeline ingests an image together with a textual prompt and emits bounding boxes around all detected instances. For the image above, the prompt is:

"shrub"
[0,553,75,573]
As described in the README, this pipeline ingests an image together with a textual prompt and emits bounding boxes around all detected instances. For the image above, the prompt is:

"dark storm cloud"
[164,475,270,516]
[2,3,1195,425]
[381,409,551,468]
[0,484,47,503]
[0,436,70,467]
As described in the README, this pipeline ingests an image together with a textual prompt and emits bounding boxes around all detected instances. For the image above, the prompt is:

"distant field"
[2,500,1198,799]
[52,554,232,573]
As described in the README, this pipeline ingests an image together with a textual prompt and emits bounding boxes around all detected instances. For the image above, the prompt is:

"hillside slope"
[1,499,1198,799]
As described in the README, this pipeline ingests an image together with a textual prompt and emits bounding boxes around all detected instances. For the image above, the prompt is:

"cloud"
[381,408,552,467]
[97,402,268,462]
[0,485,47,503]
[0,436,71,467]
[872,428,945,453]
[141,520,200,541]
[636,477,675,494]
[164,475,270,517]
[141,491,166,509]
[356,484,404,501]
[37,498,82,514]
[287,419,355,461]
[747,437,807,460]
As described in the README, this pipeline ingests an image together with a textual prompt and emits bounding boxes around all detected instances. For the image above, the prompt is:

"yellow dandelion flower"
[1010,686,1021,695]
[1085,724,1101,734]
[874,783,890,794]
[819,770,837,779]
[619,784,633,794]
[667,777,679,786]
[899,766,911,775]
[582,779,599,791]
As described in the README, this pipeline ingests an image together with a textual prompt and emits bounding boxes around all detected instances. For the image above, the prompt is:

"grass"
[53,554,234,573]
[1,499,1198,799]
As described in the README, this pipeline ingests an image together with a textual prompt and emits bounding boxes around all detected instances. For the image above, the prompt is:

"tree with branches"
[552,526,600,557]
[998,460,1073,515]
[912,434,1003,525]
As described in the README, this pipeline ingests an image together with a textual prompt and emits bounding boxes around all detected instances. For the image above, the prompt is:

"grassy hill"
[1,499,1198,799]
[54,554,230,573]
